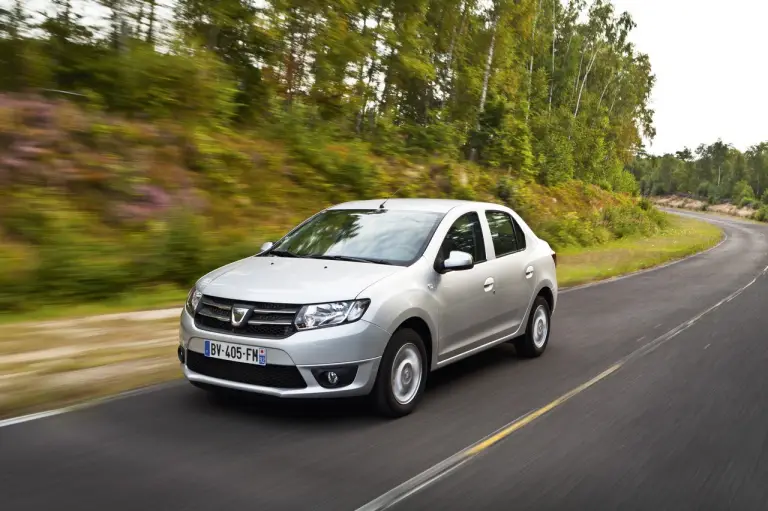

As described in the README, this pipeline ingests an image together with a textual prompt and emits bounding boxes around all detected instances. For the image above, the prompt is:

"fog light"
[311,366,358,389]
[177,346,185,364]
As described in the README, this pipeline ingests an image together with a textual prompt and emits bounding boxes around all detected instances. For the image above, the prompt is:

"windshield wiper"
[306,254,395,265]
[268,249,301,258]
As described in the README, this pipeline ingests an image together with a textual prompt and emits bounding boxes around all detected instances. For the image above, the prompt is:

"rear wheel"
[514,296,551,358]
[372,328,428,418]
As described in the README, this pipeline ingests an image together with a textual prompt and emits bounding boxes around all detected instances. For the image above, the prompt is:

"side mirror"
[260,241,274,253]
[441,250,474,273]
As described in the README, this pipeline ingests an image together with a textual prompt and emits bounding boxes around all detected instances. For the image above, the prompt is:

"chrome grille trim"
[200,298,232,311]
[251,308,298,314]
[197,308,228,321]
[247,319,294,326]
[194,295,300,339]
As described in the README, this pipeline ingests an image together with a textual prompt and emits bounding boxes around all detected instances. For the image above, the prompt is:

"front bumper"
[178,309,389,398]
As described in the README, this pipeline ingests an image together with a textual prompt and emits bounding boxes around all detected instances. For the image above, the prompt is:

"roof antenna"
[379,186,406,209]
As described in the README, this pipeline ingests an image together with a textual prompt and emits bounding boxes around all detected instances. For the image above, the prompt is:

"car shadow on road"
[186,343,523,424]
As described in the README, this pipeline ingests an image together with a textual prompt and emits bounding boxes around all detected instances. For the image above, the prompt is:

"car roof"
[328,198,507,214]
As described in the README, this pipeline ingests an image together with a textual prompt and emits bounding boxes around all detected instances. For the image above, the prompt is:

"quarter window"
[485,211,525,257]
[439,212,486,264]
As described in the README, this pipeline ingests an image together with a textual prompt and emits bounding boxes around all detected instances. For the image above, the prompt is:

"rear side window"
[485,211,526,257]
[440,212,487,263]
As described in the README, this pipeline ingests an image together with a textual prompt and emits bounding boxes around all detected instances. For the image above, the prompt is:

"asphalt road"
[3,210,768,511]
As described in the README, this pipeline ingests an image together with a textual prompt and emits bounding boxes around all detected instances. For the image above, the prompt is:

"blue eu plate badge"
[258,348,266,365]
[204,339,211,357]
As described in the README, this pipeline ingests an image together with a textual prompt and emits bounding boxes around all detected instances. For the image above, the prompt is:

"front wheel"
[372,328,428,418]
[514,296,551,358]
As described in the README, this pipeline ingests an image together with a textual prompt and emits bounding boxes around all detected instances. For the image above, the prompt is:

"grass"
[0,285,187,325]
[556,214,723,288]
[0,212,723,420]
[0,316,181,419]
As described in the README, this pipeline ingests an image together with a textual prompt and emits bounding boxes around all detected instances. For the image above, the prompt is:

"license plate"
[204,340,266,366]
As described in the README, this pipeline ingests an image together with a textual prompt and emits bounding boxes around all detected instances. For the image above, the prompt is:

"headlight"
[294,299,370,331]
[185,287,203,315]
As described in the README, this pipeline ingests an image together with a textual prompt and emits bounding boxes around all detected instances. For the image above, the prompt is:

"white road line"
[355,266,768,511]
[0,381,182,429]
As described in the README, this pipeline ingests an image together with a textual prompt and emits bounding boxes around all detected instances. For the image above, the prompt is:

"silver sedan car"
[179,199,558,417]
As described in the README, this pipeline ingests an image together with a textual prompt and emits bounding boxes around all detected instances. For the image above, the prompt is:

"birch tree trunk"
[443,0,471,108]
[355,7,370,133]
[597,70,615,110]
[548,2,557,114]
[470,17,498,161]
[573,42,599,117]
[446,1,470,72]
[478,23,497,118]
[571,47,584,102]
[608,87,619,115]
[525,0,543,122]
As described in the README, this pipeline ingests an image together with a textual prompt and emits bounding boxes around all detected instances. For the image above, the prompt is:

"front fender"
[357,262,440,368]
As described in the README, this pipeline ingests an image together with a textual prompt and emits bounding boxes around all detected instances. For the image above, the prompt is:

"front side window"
[485,211,525,257]
[270,209,443,266]
[439,212,486,264]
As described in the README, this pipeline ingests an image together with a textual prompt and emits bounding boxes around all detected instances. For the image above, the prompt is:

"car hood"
[197,256,403,304]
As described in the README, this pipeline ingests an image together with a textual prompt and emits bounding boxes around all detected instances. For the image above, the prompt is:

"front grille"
[186,350,307,389]
[194,295,299,339]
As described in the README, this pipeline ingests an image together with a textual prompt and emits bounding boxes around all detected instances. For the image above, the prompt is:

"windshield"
[269,209,444,266]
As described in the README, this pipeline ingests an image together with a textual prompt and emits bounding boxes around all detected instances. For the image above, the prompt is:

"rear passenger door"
[483,210,534,338]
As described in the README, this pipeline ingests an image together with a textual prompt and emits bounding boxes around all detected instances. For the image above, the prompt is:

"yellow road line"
[360,253,768,511]
[357,362,625,511]
[467,363,623,455]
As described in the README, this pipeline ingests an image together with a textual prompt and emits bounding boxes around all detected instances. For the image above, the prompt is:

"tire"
[372,328,428,418]
[514,296,551,358]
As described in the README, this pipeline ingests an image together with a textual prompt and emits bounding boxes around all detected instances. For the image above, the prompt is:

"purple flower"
[134,184,171,210]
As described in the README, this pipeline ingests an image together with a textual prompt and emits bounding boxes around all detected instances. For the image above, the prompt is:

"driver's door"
[434,212,499,362]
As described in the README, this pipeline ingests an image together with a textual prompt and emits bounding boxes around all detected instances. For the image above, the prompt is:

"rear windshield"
[270,209,444,266]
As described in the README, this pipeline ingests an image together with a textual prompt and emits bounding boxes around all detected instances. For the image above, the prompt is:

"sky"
[611,0,768,155]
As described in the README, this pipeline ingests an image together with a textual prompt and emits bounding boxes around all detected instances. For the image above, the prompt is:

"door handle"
[483,277,495,292]
[525,266,534,279]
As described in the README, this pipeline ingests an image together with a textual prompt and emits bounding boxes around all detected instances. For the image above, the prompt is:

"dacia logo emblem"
[231,307,250,327]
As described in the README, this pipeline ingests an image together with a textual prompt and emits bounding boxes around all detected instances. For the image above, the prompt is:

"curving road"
[3,210,768,510]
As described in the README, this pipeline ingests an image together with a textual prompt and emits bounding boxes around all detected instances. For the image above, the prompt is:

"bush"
[732,180,755,205]
[35,234,132,302]
[534,201,666,251]
[651,182,666,196]
[401,119,463,159]
[601,203,667,239]
[536,212,600,250]
[0,242,36,311]
[739,197,756,209]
